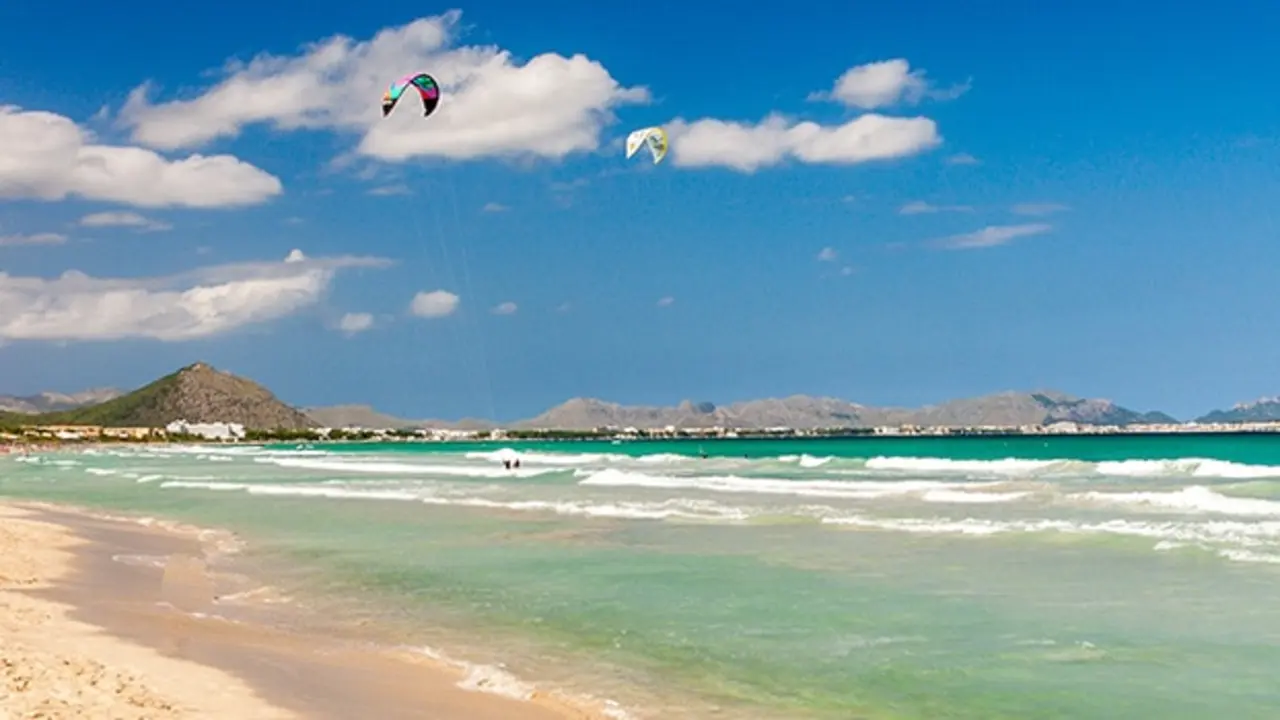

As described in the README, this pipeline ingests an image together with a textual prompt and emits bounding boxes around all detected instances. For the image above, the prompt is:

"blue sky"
[0,0,1278,420]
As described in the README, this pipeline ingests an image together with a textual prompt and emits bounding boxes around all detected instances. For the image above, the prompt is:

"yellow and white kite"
[625,126,669,164]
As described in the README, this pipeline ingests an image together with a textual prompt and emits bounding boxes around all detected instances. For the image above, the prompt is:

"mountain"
[0,388,122,414]
[304,405,417,429]
[518,391,1176,430]
[303,404,497,431]
[1196,397,1280,424]
[516,397,873,430]
[897,391,1178,428]
[26,362,315,429]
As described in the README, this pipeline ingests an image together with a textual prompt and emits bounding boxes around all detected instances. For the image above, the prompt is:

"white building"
[165,420,246,441]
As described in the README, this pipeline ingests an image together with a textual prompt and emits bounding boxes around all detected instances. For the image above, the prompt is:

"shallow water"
[5,435,1280,718]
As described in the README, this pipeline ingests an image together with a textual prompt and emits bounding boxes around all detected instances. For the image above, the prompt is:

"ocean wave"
[407,646,636,719]
[258,456,565,479]
[157,480,751,522]
[574,468,1009,501]
[92,441,1280,483]
[821,513,1280,554]
[1074,486,1280,517]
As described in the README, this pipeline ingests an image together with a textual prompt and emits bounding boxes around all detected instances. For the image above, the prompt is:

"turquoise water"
[6,435,1280,718]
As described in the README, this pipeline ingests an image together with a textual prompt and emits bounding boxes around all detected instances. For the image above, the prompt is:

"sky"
[1,0,1278,421]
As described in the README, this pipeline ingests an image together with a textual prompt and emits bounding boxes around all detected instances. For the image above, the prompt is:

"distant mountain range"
[305,391,1179,430]
[0,388,123,414]
[1196,397,1280,424]
[510,391,1178,430]
[2,362,1278,430]
[302,405,495,431]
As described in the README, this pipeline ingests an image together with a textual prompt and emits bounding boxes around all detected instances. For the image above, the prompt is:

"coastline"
[0,500,628,720]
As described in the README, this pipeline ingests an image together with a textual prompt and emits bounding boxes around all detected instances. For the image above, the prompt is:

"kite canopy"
[381,72,441,118]
[625,126,668,164]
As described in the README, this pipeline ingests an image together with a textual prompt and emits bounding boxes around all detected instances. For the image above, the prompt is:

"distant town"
[6,417,1280,446]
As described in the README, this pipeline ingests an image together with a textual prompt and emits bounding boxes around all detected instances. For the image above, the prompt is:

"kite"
[381,73,441,118]
[625,126,668,164]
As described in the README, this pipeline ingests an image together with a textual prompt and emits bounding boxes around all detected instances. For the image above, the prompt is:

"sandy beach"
[0,501,620,720]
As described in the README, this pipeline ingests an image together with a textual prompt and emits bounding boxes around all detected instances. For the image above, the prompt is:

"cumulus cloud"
[79,211,172,231]
[118,12,648,163]
[899,200,973,215]
[667,113,940,172]
[0,250,388,342]
[808,59,970,109]
[0,232,67,247]
[491,301,517,315]
[337,311,374,334]
[934,223,1052,250]
[1011,202,1070,216]
[817,247,838,261]
[410,289,459,318]
[0,106,282,208]
[656,296,675,307]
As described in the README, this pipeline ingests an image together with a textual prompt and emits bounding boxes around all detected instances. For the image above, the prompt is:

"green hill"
[0,362,314,430]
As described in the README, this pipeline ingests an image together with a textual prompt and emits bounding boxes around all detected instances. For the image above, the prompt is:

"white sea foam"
[258,456,563,479]
[408,645,637,718]
[1094,458,1280,479]
[863,456,1071,475]
[821,513,1280,560]
[1074,486,1280,517]
[575,468,1005,500]
[158,480,751,522]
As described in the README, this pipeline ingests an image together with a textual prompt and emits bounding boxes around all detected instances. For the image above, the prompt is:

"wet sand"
[0,502,619,719]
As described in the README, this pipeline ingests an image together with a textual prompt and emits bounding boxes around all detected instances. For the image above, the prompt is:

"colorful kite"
[382,73,441,118]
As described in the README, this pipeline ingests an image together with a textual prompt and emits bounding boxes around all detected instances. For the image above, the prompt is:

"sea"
[4,434,1280,719]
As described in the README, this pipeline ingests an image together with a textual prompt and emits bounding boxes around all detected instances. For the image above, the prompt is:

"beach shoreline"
[0,500,628,720]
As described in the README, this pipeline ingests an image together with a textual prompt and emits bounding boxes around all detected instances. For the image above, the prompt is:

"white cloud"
[78,211,172,231]
[934,223,1052,250]
[481,201,509,213]
[118,12,648,163]
[1011,202,1070,216]
[491,301,517,315]
[945,153,979,165]
[656,296,675,307]
[0,106,282,208]
[808,59,969,110]
[899,200,973,215]
[840,266,855,276]
[337,311,374,334]
[367,184,411,196]
[817,246,838,262]
[410,289,459,318]
[667,113,940,172]
[0,250,388,342]
[0,232,67,247]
